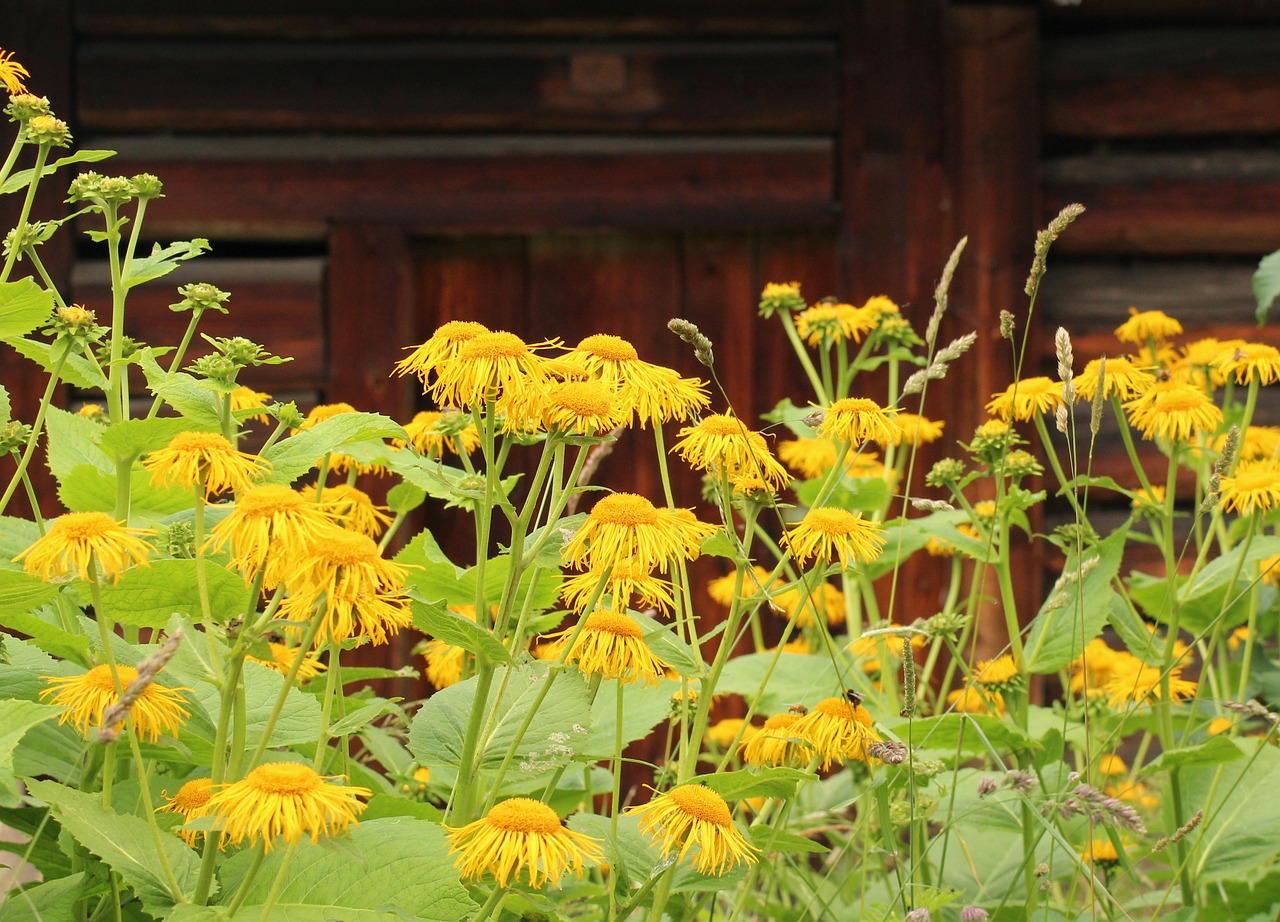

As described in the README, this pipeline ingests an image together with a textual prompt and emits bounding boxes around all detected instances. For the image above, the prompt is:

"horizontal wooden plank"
[1044,29,1280,137]
[1041,0,1280,26]
[1043,151,1280,254]
[1039,260,1260,333]
[77,0,840,38]
[78,40,838,133]
[91,137,837,240]
[70,258,327,390]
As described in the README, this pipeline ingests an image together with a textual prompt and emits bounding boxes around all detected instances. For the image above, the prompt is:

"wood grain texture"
[97,138,836,241]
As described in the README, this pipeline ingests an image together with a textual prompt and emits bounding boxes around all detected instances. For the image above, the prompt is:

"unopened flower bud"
[24,114,71,147]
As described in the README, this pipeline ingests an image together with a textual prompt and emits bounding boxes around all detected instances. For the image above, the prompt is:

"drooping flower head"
[672,413,791,492]
[393,320,491,383]
[783,507,885,568]
[1104,660,1197,710]
[1123,381,1224,443]
[795,302,877,345]
[446,797,603,888]
[1115,307,1182,345]
[229,386,272,423]
[985,377,1064,422]
[40,664,189,742]
[818,397,900,445]
[778,437,839,480]
[430,330,561,411]
[758,281,806,317]
[316,483,393,539]
[0,49,30,95]
[625,784,758,875]
[399,410,481,457]
[561,557,676,615]
[506,377,628,436]
[1219,460,1280,514]
[551,610,669,685]
[790,694,883,769]
[246,642,328,681]
[561,334,709,428]
[1213,342,1280,387]
[773,579,845,628]
[206,484,332,588]
[888,413,945,448]
[1073,358,1155,402]
[143,430,270,497]
[740,712,815,768]
[16,511,152,583]
[208,762,369,851]
[563,493,712,575]
[159,778,213,846]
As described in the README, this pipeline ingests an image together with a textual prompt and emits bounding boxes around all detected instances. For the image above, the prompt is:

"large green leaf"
[99,559,250,629]
[100,416,203,460]
[25,779,200,916]
[887,713,1034,758]
[1147,734,1244,772]
[410,599,511,664]
[0,278,54,342]
[582,678,679,758]
[44,406,111,478]
[7,337,108,390]
[0,515,42,566]
[0,593,91,665]
[122,238,210,289]
[1255,247,1280,325]
[0,872,85,922]
[209,817,471,921]
[58,463,192,518]
[262,413,405,484]
[184,660,323,758]
[1024,524,1128,673]
[716,652,851,712]
[408,663,591,777]
[699,767,812,802]
[866,510,987,579]
[1186,740,1280,885]
[0,383,9,426]
[0,700,63,806]
[0,148,115,194]
[0,568,62,616]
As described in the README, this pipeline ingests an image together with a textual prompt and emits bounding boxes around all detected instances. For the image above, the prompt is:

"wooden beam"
[78,39,839,134]
[96,138,837,240]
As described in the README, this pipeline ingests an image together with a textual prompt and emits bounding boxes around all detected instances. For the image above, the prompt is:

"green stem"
[0,345,68,514]
[0,143,48,283]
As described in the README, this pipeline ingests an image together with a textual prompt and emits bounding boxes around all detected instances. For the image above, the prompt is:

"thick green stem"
[0,143,48,283]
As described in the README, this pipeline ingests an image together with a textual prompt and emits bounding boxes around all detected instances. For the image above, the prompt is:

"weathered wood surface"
[1044,29,1280,137]
[79,40,838,134]
[1041,0,1280,26]
[95,137,836,240]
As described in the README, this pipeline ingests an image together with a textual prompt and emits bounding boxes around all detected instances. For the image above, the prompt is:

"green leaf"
[1024,524,1128,673]
[1147,734,1244,772]
[865,510,985,579]
[169,906,413,922]
[0,700,63,807]
[99,559,250,629]
[0,148,115,195]
[0,383,9,426]
[99,417,202,460]
[122,238,211,289]
[0,568,62,617]
[59,463,192,518]
[410,599,511,664]
[7,337,108,390]
[698,767,812,802]
[639,616,702,678]
[0,591,91,664]
[24,779,200,916]
[0,516,41,566]
[1107,592,1162,664]
[760,397,818,439]
[327,699,403,737]
[44,406,111,478]
[716,652,848,713]
[582,679,679,758]
[748,825,828,854]
[887,714,1033,758]
[0,872,86,922]
[138,351,223,427]
[1254,248,1280,325]
[1184,740,1280,884]
[408,664,591,776]
[794,475,889,514]
[263,412,405,484]
[185,660,322,756]
[386,481,426,514]
[210,817,471,921]
[0,278,54,342]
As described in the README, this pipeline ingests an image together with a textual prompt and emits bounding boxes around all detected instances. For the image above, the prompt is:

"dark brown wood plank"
[1044,151,1280,255]
[1041,0,1280,27]
[680,234,758,418]
[78,40,838,134]
[1044,29,1280,137]
[71,258,326,391]
[76,0,839,38]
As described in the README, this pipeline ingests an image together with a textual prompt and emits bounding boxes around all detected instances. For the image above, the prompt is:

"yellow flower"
[40,664,189,742]
[773,579,845,628]
[985,377,1064,422]
[1261,554,1280,587]
[143,430,270,497]
[791,695,882,769]
[528,378,628,436]
[1123,380,1223,442]
[561,333,709,428]
[778,437,839,480]
[278,528,412,647]
[1213,342,1280,386]
[795,303,877,345]
[1176,337,1238,388]
[973,655,1019,687]
[206,483,332,587]
[1207,716,1234,736]
[740,712,815,768]
[0,49,30,95]
[561,558,675,615]
[1080,837,1123,868]
[1115,307,1182,344]
[246,642,327,681]
[1228,625,1253,651]
[1104,661,1197,709]
[946,684,1005,716]
[159,778,213,847]
[1130,484,1166,514]
[1073,358,1155,402]
[1069,639,1129,698]
[393,319,491,383]
[551,610,668,685]
[563,493,711,575]
[672,414,791,492]
[1219,460,1280,514]
[1097,754,1127,777]
[759,281,806,316]
[316,483,393,539]
[419,607,476,689]
[16,511,152,583]
[848,631,924,674]
[446,797,602,888]
[625,784,758,876]
[818,397,900,445]
[1231,425,1280,463]
[708,718,756,749]
[429,330,560,411]
[229,386,272,423]
[890,413,945,447]
[1104,779,1159,811]
[783,507,885,567]
[77,403,106,421]
[209,762,369,851]
[398,410,481,458]
[862,295,900,318]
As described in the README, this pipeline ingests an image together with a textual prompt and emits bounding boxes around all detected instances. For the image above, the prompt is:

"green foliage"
[99,559,251,629]
[0,278,55,342]
[1254,247,1280,324]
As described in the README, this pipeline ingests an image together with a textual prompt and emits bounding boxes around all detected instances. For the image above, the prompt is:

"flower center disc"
[806,508,857,536]
[698,415,742,437]
[321,531,379,567]
[462,331,527,360]
[86,663,137,691]
[668,785,731,826]
[168,431,232,453]
[591,493,659,527]
[239,484,307,515]
[173,778,213,810]
[246,762,323,795]
[584,611,643,638]
[54,511,117,539]
[551,382,613,416]
[487,797,561,834]
[578,334,638,362]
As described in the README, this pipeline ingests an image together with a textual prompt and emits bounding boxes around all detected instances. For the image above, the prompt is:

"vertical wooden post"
[947,4,1042,656]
